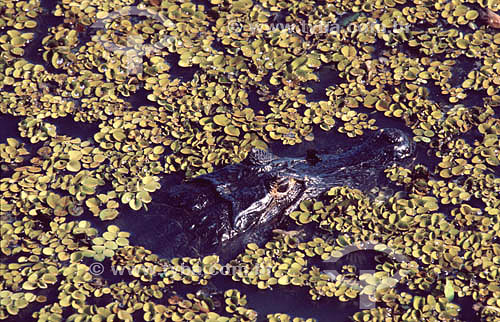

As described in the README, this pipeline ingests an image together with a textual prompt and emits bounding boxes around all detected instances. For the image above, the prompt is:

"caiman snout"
[378,128,415,161]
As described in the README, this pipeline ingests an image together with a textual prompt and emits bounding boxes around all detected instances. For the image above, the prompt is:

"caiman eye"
[270,177,297,199]
[277,182,289,193]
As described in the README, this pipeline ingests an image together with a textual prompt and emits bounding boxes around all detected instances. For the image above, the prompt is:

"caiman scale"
[117,128,415,259]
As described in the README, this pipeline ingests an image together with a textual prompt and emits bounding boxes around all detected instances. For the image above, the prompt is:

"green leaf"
[444,279,454,302]
[251,139,268,150]
[224,125,240,137]
[99,208,119,221]
[129,198,142,211]
[213,114,230,126]
[291,56,307,70]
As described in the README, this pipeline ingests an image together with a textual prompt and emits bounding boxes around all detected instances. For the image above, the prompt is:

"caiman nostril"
[306,149,321,165]
[379,128,415,160]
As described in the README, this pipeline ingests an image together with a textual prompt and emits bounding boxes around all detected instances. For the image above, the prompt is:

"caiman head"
[198,128,415,241]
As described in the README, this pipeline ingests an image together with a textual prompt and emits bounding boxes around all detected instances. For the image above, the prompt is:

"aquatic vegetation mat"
[0,0,499,321]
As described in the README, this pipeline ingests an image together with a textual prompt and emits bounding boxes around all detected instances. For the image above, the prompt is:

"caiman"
[115,128,415,260]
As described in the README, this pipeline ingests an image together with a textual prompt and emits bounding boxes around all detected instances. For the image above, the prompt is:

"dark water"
[0,114,23,142]
[211,277,358,322]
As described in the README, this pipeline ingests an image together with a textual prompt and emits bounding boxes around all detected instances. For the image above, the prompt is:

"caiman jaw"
[230,176,305,237]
